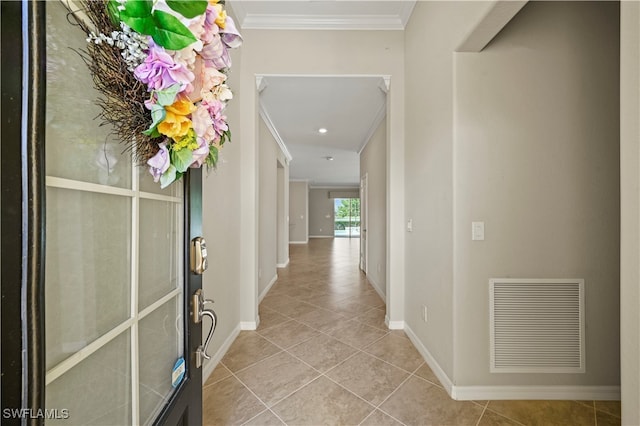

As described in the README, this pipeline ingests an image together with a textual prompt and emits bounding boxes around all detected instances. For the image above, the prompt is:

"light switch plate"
[472,222,485,241]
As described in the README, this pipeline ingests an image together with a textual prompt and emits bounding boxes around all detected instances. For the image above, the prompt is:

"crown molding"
[358,101,387,155]
[258,102,293,163]
[240,13,406,31]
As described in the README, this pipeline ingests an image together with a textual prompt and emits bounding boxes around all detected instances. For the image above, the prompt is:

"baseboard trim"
[385,316,405,330]
[367,276,386,302]
[202,323,241,383]
[259,274,278,302]
[240,321,258,330]
[289,240,308,245]
[404,324,455,396]
[277,258,290,268]
[452,385,621,401]
[403,325,621,401]
[309,235,334,238]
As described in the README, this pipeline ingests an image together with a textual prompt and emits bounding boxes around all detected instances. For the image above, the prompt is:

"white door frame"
[360,174,368,273]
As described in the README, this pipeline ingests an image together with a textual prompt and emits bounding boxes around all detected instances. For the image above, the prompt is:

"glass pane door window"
[334,198,361,238]
[44,3,185,424]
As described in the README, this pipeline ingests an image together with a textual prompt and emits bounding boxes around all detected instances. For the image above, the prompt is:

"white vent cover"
[489,279,585,373]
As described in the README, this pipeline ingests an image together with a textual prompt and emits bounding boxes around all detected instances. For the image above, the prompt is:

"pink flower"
[201,97,228,137]
[191,136,211,168]
[201,63,226,94]
[147,142,171,182]
[134,41,194,92]
[192,104,216,142]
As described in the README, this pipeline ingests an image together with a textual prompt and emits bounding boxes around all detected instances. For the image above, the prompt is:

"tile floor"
[202,238,621,425]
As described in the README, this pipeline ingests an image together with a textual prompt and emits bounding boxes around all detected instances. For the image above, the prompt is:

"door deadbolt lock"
[191,237,208,275]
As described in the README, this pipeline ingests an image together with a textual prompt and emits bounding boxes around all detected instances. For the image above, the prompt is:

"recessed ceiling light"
[318,128,328,134]
[325,156,334,161]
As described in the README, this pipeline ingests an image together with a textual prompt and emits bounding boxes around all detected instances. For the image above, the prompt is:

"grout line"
[481,407,527,426]
[475,403,488,426]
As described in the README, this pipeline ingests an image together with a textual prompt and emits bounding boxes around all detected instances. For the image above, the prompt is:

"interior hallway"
[202,239,621,425]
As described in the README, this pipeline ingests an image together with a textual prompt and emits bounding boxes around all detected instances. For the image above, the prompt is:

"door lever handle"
[199,308,217,361]
[192,289,218,368]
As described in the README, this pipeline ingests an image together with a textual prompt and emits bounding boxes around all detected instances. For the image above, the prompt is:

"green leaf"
[160,165,177,189]
[120,0,155,35]
[106,0,122,27]
[220,129,231,146]
[166,0,208,19]
[171,146,194,173]
[142,104,166,136]
[206,145,219,168]
[155,84,182,106]
[151,10,197,50]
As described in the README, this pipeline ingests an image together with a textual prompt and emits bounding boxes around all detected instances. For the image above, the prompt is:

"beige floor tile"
[287,334,358,373]
[272,376,374,426]
[258,320,320,349]
[257,307,290,331]
[221,332,281,372]
[360,410,404,426]
[596,410,622,426]
[327,319,388,349]
[364,333,423,373]
[342,293,385,308]
[204,363,232,387]
[242,409,285,426]
[235,352,319,407]
[486,400,596,426]
[380,376,483,426]
[295,308,353,332]
[326,352,409,405]
[413,362,442,387]
[478,409,524,426]
[354,307,387,330]
[202,376,266,426]
[595,400,621,418]
[327,299,375,318]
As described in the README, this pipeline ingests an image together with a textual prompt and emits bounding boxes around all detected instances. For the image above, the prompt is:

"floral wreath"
[72,0,242,188]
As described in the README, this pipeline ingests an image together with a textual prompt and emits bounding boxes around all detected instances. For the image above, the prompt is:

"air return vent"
[489,279,585,374]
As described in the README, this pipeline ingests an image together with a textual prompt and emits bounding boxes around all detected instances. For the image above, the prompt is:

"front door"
[1,1,204,424]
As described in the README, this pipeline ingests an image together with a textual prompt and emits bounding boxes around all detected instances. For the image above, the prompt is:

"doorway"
[334,198,361,238]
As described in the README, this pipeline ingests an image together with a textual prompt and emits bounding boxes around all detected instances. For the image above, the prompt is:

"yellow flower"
[213,4,226,29]
[173,128,199,151]
[158,99,196,139]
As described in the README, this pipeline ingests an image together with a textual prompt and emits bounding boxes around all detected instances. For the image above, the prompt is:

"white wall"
[258,117,279,298]
[309,189,336,238]
[621,1,640,423]
[454,1,620,389]
[404,0,493,380]
[237,28,406,326]
[289,181,308,243]
[360,119,387,297]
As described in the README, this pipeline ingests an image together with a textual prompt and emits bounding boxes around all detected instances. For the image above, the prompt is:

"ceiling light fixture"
[325,156,334,161]
[318,128,328,134]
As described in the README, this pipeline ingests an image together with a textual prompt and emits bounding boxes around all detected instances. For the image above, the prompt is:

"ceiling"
[259,75,388,187]
[230,1,410,187]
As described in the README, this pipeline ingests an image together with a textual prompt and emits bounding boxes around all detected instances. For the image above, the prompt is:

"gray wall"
[404,0,490,379]
[258,117,279,298]
[621,1,640,423]
[453,1,620,386]
[289,181,308,243]
[360,119,386,297]
[277,165,289,266]
[201,40,243,375]
[309,189,335,237]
